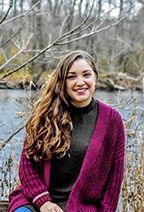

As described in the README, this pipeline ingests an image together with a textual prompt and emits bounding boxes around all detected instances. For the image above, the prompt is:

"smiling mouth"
[75,88,87,93]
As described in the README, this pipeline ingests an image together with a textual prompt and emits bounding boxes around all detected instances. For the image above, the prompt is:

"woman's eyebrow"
[67,71,76,74]
[67,69,92,74]
[83,69,92,73]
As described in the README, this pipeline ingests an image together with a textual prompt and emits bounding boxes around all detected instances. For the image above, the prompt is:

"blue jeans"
[14,206,32,212]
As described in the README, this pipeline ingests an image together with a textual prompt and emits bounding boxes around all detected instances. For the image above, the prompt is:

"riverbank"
[0,72,143,91]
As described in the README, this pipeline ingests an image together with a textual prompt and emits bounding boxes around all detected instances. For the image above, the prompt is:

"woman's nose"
[76,77,85,86]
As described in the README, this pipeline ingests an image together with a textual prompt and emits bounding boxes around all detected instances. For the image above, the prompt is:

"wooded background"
[0,1,144,211]
[0,0,144,90]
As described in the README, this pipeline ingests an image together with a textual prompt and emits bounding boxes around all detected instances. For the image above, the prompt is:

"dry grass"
[0,138,22,198]
[117,106,144,212]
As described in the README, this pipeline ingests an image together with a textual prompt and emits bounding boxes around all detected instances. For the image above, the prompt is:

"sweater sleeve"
[99,114,125,212]
[19,144,52,210]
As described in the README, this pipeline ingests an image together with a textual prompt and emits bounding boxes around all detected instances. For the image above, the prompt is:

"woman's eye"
[84,73,91,77]
[67,75,75,79]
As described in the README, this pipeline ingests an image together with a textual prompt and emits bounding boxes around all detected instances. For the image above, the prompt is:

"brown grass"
[117,106,144,212]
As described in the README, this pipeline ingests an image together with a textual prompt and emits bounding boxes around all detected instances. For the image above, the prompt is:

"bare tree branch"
[59,15,70,37]
[55,15,129,46]
[0,0,95,80]
[57,2,137,45]
[0,124,25,151]
[0,1,138,81]
[0,0,13,25]
[0,26,24,48]
[0,34,33,71]
[59,19,106,43]
[58,5,121,43]
[0,1,41,28]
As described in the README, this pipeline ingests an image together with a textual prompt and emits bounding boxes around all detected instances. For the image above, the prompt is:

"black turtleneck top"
[49,98,98,211]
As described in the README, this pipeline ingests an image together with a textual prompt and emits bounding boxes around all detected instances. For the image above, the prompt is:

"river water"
[0,89,144,159]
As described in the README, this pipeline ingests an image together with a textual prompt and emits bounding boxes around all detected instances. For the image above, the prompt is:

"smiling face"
[66,59,96,107]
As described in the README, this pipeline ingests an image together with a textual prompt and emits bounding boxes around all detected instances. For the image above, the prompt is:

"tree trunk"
[13,0,18,16]
[98,0,102,19]
[47,0,52,12]
[31,0,46,86]
[20,0,24,13]
[1,0,4,13]
[79,0,83,18]
[119,0,123,18]
[65,0,77,49]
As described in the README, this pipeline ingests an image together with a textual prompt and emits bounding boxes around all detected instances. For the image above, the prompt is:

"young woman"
[8,50,125,212]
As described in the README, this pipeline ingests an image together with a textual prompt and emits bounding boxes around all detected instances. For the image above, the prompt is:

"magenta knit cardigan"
[8,100,125,212]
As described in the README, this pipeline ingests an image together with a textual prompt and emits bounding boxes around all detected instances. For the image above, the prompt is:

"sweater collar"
[70,98,94,115]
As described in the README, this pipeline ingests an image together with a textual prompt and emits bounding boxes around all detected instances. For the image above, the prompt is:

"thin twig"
[0,1,40,27]
[58,0,135,46]
[56,16,127,46]
[0,34,33,70]
[0,26,24,48]
[0,0,13,25]
[59,15,70,37]
[0,123,25,150]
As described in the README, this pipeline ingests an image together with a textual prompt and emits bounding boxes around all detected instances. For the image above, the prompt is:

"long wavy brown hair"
[25,50,98,161]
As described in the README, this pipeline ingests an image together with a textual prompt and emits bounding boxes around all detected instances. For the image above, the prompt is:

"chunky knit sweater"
[8,100,125,212]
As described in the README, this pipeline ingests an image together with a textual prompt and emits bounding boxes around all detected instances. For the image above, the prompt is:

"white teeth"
[77,89,85,91]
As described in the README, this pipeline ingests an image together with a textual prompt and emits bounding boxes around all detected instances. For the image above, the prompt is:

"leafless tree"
[1,0,140,85]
